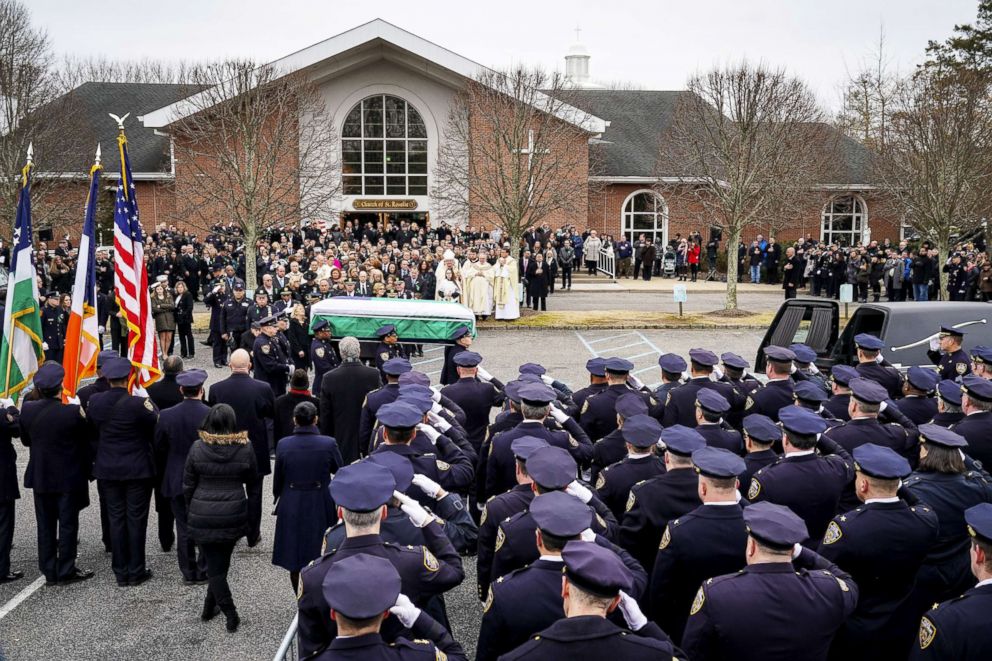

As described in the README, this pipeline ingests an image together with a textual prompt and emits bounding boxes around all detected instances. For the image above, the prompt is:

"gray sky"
[29,0,980,108]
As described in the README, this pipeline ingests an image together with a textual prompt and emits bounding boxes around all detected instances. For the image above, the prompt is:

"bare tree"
[661,62,829,310]
[836,28,899,153]
[433,66,601,256]
[167,60,340,291]
[54,55,207,89]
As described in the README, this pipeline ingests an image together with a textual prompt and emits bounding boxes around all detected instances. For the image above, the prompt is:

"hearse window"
[831,307,886,364]
[767,305,833,353]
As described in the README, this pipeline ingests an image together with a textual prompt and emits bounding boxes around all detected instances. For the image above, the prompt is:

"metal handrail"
[272,613,299,661]
[597,248,616,281]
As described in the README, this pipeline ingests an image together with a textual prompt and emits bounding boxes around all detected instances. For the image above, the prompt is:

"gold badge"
[747,478,761,500]
[957,362,968,375]
[381,352,390,361]
[483,588,494,613]
[261,344,271,354]
[650,397,657,406]
[436,459,450,471]
[919,616,936,649]
[316,347,325,358]
[480,506,488,525]
[665,392,672,405]
[745,396,754,410]
[625,491,636,513]
[435,650,447,661]
[143,399,155,412]
[495,527,505,552]
[690,587,705,615]
[659,525,671,550]
[596,513,606,529]
[595,473,606,490]
[823,521,843,545]
[423,547,440,572]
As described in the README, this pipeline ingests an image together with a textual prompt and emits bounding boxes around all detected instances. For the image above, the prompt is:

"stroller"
[662,249,677,278]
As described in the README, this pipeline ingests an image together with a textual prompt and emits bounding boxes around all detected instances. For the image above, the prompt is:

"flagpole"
[2,143,32,400]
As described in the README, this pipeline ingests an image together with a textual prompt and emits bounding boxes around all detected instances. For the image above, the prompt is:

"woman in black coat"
[273,370,320,448]
[173,281,195,359]
[183,404,258,633]
[526,253,552,311]
[287,305,311,371]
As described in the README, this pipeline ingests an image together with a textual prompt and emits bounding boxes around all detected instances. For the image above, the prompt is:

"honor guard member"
[824,364,859,421]
[246,288,272,325]
[375,324,409,382]
[77,349,118,410]
[489,446,621,582]
[440,325,472,386]
[662,349,739,428]
[790,343,830,394]
[253,315,292,396]
[620,425,705,572]
[568,357,609,417]
[905,425,992,613]
[219,282,250,351]
[40,292,67,362]
[746,346,797,422]
[518,362,573,403]
[933,379,965,427]
[748,406,854,544]
[951,375,992,470]
[927,325,971,381]
[911,503,992,660]
[694,389,744,455]
[649,447,748,645]
[793,381,839,424]
[390,385,474,463]
[401,371,468,429]
[596,414,666,520]
[970,345,992,380]
[589,393,649,484]
[204,275,229,367]
[720,351,760,429]
[296,461,464,658]
[153,368,211,584]
[440,351,504,453]
[499,541,685,661]
[476,437,547,601]
[651,353,685,415]
[900,367,941,425]
[481,383,592,503]
[311,553,468,661]
[818,444,939,660]
[579,358,641,440]
[741,414,781,487]
[309,319,339,397]
[19,363,94,586]
[358,358,410,453]
[853,333,905,399]
[87,357,160,587]
[681,502,858,661]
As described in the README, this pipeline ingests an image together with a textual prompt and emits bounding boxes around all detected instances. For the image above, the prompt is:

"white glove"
[549,406,569,424]
[429,386,442,403]
[627,375,644,390]
[808,363,820,375]
[540,374,554,386]
[66,396,80,406]
[411,473,442,499]
[427,411,452,432]
[430,401,443,414]
[618,590,648,631]
[98,326,105,334]
[389,593,422,628]
[929,336,941,352]
[711,365,724,381]
[0,398,14,408]
[565,480,593,504]
[476,366,493,382]
[42,342,49,350]
[416,423,440,445]
[874,353,884,364]
[792,543,803,560]
[580,528,596,542]
[789,363,797,374]
[879,400,888,413]
[393,491,434,528]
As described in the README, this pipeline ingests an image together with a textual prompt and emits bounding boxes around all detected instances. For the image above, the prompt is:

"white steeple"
[565,26,598,88]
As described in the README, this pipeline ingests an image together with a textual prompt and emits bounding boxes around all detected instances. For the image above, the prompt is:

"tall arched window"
[622,190,668,244]
[821,196,867,246]
[341,95,428,196]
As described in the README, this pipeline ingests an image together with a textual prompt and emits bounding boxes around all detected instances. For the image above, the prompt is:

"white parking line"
[412,357,443,366]
[423,346,445,354]
[624,351,657,361]
[592,341,646,355]
[425,369,442,377]
[632,366,656,376]
[0,576,45,622]
[586,333,637,345]
[574,331,598,356]
[635,331,665,355]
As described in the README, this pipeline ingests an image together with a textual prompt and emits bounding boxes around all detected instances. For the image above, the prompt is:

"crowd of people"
[4,296,992,659]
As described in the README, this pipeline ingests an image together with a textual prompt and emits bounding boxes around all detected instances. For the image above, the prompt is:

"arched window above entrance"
[622,190,668,245]
[341,95,428,196]
[821,195,867,246]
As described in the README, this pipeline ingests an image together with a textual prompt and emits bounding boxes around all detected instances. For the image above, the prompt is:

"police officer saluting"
[950,375,992,469]
[747,346,797,422]
[853,333,904,400]
[694,389,743,455]
[440,325,473,386]
[220,282,250,352]
[440,350,504,454]
[569,357,609,416]
[253,315,292,396]
[900,367,940,425]
[741,413,781,487]
[595,414,666,520]
[20,363,93,586]
[309,319,339,397]
[824,364,859,421]
[589,393,649,483]
[662,349,738,428]
[927,326,971,381]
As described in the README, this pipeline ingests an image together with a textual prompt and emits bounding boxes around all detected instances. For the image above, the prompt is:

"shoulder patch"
[745,396,754,410]
[143,398,155,412]
[659,525,671,550]
[581,400,589,414]
[595,473,606,490]
[380,352,390,361]
[495,527,505,552]
[665,391,672,405]
[919,616,937,649]
[569,437,578,448]
[823,520,843,545]
[690,586,705,615]
[747,478,761,500]
[480,506,488,525]
[79,406,86,418]
[261,344,271,354]
[423,547,440,572]
[957,362,968,375]
[483,587,494,613]
[436,459,451,471]
[436,650,447,661]
[315,347,325,358]
[625,491,636,513]
[835,576,850,592]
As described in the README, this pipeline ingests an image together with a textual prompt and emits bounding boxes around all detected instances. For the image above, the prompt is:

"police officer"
[309,553,468,661]
[746,346,796,422]
[589,394,649,484]
[440,325,472,386]
[911,503,992,660]
[375,324,409,382]
[40,292,67,362]
[741,413,781,487]
[662,349,739,428]
[819,444,939,660]
[649,447,748,644]
[272,287,295,316]
[253,315,292,396]
[970,345,992,380]
[899,366,940,425]
[358,357,410,453]
[203,278,229,367]
[790,343,830,394]
[793,381,840,425]
[568,357,609,417]
[247,288,272,325]
[694,389,743,455]
[620,425,705,572]
[651,353,685,407]
[20,363,94,586]
[87,357,160,587]
[296,461,463,658]
[951,375,992,469]
[681,502,858,660]
[595,414,666,520]
[309,319,339,397]
[500,541,684,660]
[153,368,211,584]
[441,351,504,453]
[580,358,650,440]
[927,326,971,381]
[748,407,854,544]
[853,333,904,399]
[220,282,250,351]
[933,380,965,427]
[720,352,761,430]
[78,349,119,409]
[824,364,859,421]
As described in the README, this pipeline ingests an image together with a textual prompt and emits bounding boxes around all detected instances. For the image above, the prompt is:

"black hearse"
[755,299,992,372]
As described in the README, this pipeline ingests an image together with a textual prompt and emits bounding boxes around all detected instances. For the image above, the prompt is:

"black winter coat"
[183,431,258,543]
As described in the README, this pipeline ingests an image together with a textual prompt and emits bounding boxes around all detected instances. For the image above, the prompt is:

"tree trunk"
[935,234,949,301]
[243,222,258,293]
[724,224,742,310]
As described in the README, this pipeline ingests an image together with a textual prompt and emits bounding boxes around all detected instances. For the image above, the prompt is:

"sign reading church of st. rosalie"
[352,199,418,211]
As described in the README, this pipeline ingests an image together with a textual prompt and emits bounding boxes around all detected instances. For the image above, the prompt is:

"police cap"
[530,491,592,538]
[789,343,818,364]
[658,353,687,374]
[33,362,65,390]
[688,348,719,367]
[853,333,885,351]
[620,414,662,448]
[743,501,808,549]
[659,425,705,456]
[321,553,400,619]
[176,369,208,388]
[906,366,939,393]
[779,406,828,436]
[743,413,781,444]
[849,377,888,405]
[452,351,483,367]
[692,446,746,478]
[585,357,607,377]
[561,541,632,598]
[367,452,414,493]
[853,443,911,480]
[329,462,396,511]
[375,401,423,429]
[696,388,730,414]
[526,445,577,490]
[382,357,413,376]
[918,423,968,448]
[794,381,828,403]
[615,393,648,419]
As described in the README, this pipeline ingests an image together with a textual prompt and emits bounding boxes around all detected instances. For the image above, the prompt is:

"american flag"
[113,127,161,390]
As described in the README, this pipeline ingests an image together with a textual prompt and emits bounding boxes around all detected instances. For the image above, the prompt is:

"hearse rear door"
[755,299,839,372]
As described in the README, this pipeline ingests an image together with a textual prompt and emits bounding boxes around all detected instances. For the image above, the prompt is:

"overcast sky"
[28,0,981,109]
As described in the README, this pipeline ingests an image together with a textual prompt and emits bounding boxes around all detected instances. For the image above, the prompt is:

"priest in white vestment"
[461,249,494,318]
[493,252,520,320]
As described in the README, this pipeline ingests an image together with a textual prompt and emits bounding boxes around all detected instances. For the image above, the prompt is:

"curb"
[476,323,772,331]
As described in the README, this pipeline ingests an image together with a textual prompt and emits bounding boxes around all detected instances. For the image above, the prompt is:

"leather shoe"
[247,535,262,548]
[0,571,24,583]
[184,576,209,585]
[60,568,94,585]
[129,569,153,586]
